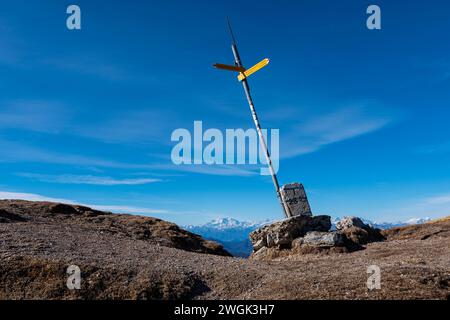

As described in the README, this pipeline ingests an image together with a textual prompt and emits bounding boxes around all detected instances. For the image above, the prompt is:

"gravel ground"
[0,200,449,300]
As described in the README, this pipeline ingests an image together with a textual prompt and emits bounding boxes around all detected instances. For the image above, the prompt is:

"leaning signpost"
[214,20,313,219]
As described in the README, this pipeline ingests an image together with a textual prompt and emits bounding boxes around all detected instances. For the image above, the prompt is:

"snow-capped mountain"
[331,216,433,230]
[184,218,270,257]
[403,217,432,225]
[185,217,269,242]
[186,217,264,231]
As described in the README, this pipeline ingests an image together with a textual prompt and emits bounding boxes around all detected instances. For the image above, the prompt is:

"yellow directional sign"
[237,58,269,81]
[213,63,246,73]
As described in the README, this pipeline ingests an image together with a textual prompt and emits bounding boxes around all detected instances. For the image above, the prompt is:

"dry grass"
[0,200,449,300]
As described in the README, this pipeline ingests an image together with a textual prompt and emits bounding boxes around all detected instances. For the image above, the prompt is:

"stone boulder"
[301,231,345,247]
[249,215,331,250]
[340,226,369,245]
[335,216,366,230]
[336,216,385,246]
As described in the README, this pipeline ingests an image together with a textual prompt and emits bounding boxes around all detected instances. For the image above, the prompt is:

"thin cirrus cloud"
[0,100,70,133]
[153,163,259,177]
[0,138,257,177]
[0,99,175,146]
[375,192,450,221]
[279,106,392,158]
[0,100,392,177]
[16,173,161,186]
[71,103,392,161]
[73,109,181,145]
[424,193,450,205]
[0,138,154,170]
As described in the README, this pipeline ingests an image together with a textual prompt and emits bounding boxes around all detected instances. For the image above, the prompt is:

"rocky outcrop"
[249,215,331,250]
[250,215,385,260]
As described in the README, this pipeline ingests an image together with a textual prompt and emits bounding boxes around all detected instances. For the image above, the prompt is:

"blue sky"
[1,0,450,225]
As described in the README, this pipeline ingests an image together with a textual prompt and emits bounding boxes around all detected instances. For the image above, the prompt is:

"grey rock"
[312,215,332,232]
[340,226,369,245]
[272,231,292,246]
[250,215,331,249]
[336,216,366,230]
[253,238,266,251]
[252,246,268,259]
[280,183,312,217]
[302,231,345,247]
[266,233,275,247]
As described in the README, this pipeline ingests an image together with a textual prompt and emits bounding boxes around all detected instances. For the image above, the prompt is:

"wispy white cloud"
[374,192,450,221]
[91,205,168,215]
[17,173,161,186]
[73,109,179,145]
[0,139,154,169]
[0,99,392,177]
[152,163,259,177]
[279,105,391,158]
[0,100,70,133]
[0,139,259,177]
[301,107,389,143]
[0,99,177,148]
[424,193,450,205]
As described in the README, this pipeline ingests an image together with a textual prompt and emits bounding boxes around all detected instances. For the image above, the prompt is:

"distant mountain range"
[185,218,269,241]
[184,216,432,257]
[331,216,432,230]
[184,218,270,257]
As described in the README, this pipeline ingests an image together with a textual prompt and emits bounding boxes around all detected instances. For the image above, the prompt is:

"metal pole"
[228,37,292,219]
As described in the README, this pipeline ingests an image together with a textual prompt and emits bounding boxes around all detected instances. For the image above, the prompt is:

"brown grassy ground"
[0,200,449,300]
